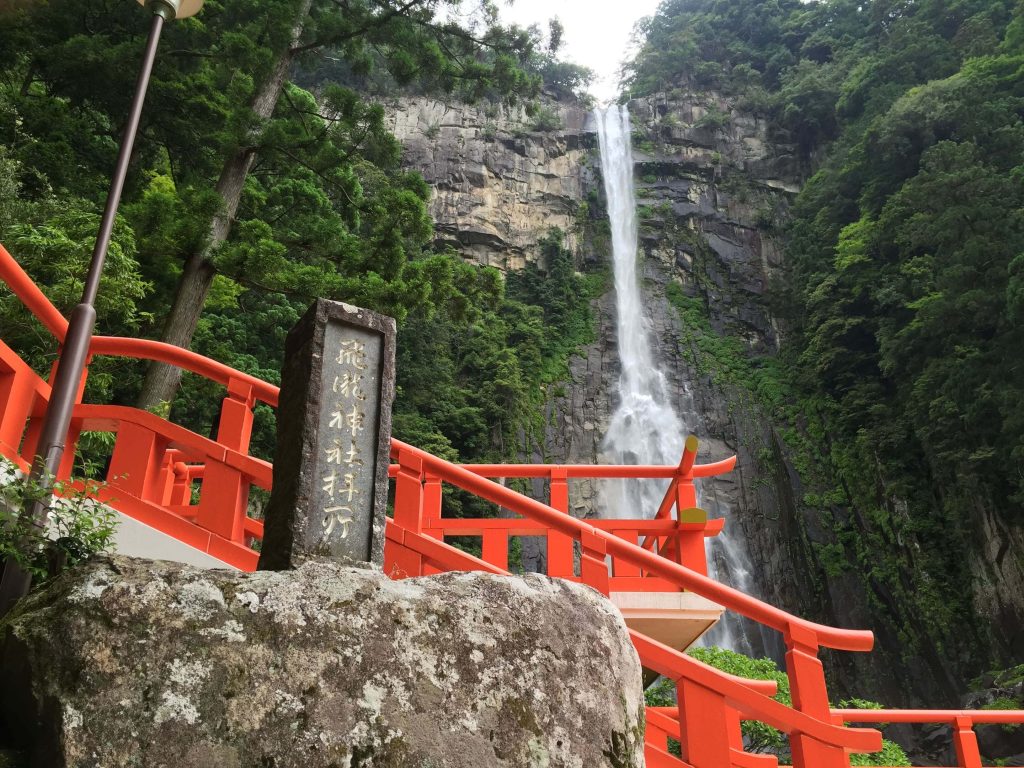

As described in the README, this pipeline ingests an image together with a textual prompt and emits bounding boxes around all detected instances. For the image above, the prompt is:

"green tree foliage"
[624,0,1015,150]
[0,0,597,480]
[0,458,118,581]
[627,0,1024,694]
[0,0,546,411]
[395,229,599,464]
[0,152,150,406]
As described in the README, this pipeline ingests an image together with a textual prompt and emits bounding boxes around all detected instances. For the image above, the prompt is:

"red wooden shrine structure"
[1,242,1021,768]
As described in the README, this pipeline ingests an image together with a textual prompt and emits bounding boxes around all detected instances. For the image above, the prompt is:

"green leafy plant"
[529,105,562,132]
[694,107,730,132]
[0,459,118,581]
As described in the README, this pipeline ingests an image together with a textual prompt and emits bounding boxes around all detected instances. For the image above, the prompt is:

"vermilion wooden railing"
[384,436,733,585]
[2,241,1022,767]
[385,438,882,767]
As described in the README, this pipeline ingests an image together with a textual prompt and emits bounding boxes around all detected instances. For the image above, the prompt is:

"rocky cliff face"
[384,91,872,682]
[382,97,594,270]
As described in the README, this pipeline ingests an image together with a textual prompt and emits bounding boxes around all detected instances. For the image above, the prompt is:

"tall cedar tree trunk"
[136,0,312,411]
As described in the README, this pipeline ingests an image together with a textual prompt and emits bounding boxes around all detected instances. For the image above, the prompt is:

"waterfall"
[594,104,760,657]
[594,105,685,521]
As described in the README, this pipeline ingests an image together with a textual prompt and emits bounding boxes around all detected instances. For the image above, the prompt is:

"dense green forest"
[0,0,593,472]
[627,0,1024,695]
[2,0,1022,716]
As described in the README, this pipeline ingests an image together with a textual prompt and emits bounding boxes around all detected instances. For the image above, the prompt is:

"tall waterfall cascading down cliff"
[594,104,758,655]
[594,105,684,518]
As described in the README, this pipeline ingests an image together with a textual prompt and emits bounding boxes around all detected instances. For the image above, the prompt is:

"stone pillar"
[259,299,395,569]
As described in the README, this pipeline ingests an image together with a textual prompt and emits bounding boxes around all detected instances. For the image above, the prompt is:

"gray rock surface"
[0,556,644,768]
[383,97,593,270]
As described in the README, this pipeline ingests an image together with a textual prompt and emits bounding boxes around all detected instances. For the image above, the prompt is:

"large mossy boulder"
[0,557,644,767]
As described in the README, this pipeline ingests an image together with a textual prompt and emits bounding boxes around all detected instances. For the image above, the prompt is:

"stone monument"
[258,299,395,570]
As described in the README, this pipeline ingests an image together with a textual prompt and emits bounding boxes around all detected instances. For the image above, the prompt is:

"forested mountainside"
[619,0,1024,704]
[1,0,1022,724]
[0,0,595,488]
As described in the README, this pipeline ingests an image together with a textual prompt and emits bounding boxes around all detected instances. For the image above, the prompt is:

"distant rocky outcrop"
[0,556,644,767]
[383,97,594,270]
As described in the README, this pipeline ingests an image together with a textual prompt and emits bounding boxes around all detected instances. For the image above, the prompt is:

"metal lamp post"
[0,0,205,616]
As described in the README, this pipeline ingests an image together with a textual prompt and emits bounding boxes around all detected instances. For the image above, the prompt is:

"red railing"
[385,438,883,766]
[3,241,1023,767]
[833,709,1024,768]
[385,436,733,585]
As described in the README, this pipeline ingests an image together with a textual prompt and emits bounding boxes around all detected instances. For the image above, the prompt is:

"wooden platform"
[610,591,724,651]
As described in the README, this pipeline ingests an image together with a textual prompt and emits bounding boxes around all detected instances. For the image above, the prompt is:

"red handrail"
[1,244,279,407]
[7,239,1024,767]
[833,709,1024,724]
[391,458,737,479]
[89,336,279,407]
[391,438,873,652]
[1,245,70,339]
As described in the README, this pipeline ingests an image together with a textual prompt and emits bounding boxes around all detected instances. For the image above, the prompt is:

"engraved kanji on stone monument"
[259,299,395,569]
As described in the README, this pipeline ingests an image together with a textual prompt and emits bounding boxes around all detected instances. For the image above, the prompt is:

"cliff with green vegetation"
[1,0,1022,730]
[619,0,1024,708]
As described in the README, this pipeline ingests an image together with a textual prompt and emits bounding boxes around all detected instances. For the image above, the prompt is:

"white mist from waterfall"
[594,104,758,657]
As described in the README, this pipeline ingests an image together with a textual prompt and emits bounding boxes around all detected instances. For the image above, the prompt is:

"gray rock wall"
[0,557,644,768]
[383,97,593,270]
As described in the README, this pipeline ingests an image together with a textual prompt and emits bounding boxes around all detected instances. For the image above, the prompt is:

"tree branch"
[290,0,428,54]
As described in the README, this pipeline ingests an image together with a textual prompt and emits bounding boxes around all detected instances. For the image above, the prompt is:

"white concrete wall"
[108,510,237,570]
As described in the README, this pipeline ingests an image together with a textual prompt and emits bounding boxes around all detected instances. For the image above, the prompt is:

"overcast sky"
[496,0,664,101]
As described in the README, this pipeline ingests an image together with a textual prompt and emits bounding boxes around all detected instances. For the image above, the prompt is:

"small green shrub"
[983,697,1023,732]
[0,458,118,581]
[695,107,730,132]
[530,105,562,132]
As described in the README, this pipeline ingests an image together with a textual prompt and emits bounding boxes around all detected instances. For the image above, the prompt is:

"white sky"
[496,0,664,101]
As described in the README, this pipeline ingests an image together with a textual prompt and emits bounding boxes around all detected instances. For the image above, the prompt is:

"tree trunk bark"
[136,0,312,411]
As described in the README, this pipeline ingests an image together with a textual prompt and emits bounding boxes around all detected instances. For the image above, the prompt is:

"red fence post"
[952,717,982,768]
[423,472,442,539]
[56,420,81,480]
[547,468,574,578]
[107,422,168,501]
[677,507,710,576]
[0,365,35,459]
[385,447,425,579]
[216,378,255,454]
[785,625,850,768]
[192,379,258,543]
[580,528,610,596]
[644,708,671,753]
[195,458,248,542]
[677,678,734,767]
[481,530,509,571]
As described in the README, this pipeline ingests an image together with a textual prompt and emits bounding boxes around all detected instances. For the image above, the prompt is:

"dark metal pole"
[0,9,167,617]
